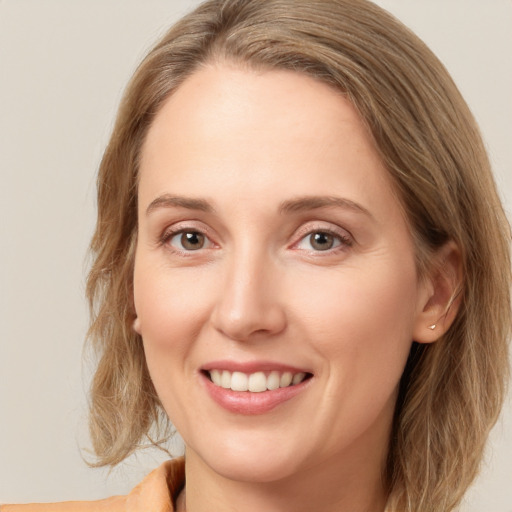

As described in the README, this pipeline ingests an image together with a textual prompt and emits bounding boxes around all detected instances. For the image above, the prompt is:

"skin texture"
[133,63,456,512]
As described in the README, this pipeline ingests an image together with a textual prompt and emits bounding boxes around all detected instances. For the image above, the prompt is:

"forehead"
[139,62,403,224]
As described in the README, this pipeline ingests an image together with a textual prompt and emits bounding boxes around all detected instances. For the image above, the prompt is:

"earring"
[428,324,436,330]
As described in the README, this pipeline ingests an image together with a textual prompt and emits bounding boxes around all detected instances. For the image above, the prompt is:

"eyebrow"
[279,195,372,218]
[146,194,214,215]
[145,193,372,218]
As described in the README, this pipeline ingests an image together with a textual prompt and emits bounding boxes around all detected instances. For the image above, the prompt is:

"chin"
[188,435,309,484]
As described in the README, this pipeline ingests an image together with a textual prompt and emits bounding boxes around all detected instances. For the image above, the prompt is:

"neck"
[181,444,388,512]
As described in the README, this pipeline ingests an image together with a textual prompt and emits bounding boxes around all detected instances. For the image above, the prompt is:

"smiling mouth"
[203,369,312,393]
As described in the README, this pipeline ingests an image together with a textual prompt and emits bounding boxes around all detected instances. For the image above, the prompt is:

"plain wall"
[1,1,511,510]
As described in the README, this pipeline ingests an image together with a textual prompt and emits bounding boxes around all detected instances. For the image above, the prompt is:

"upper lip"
[200,360,312,375]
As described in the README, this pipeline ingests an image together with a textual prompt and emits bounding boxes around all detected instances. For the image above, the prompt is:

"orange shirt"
[1,457,185,512]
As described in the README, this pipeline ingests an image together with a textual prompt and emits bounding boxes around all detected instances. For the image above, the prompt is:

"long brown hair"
[86,1,511,510]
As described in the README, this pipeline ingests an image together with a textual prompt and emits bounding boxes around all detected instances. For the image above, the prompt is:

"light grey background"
[1,1,511,510]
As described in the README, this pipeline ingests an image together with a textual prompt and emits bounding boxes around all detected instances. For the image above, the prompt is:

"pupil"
[181,232,204,250]
[311,232,333,251]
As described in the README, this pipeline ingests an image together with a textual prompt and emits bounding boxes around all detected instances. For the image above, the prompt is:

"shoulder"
[1,496,126,512]
[1,458,185,512]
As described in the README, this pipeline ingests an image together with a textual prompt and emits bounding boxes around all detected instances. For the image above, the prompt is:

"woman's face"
[134,63,432,483]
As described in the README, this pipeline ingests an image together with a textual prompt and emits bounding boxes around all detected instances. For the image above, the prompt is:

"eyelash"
[291,225,353,254]
[160,225,216,255]
[159,224,353,255]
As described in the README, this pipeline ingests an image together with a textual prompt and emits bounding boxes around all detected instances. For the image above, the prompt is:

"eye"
[295,230,350,252]
[168,230,212,251]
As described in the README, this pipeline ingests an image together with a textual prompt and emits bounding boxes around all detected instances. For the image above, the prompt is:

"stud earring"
[428,324,436,330]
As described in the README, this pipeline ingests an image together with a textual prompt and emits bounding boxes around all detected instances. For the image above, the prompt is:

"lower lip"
[201,373,311,415]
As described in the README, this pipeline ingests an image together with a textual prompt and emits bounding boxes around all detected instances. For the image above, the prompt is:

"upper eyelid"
[288,222,355,255]
[161,221,214,237]
[293,231,352,251]
[159,222,218,249]
[291,221,353,242]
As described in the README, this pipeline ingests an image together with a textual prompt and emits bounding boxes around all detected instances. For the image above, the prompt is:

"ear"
[413,241,463,343]
[133,316,142,335]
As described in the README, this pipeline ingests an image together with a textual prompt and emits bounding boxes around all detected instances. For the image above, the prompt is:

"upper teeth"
[209,370,307,392]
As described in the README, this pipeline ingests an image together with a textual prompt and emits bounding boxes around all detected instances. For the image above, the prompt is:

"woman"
[3,0,510,511]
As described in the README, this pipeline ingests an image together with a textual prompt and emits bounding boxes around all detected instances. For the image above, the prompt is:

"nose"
[210,247,287,342]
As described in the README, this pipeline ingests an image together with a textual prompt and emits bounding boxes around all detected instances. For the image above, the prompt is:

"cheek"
[292,257,419,377]
[133,262,215,361]
[293,259,419,440]
[133,262,217,426]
